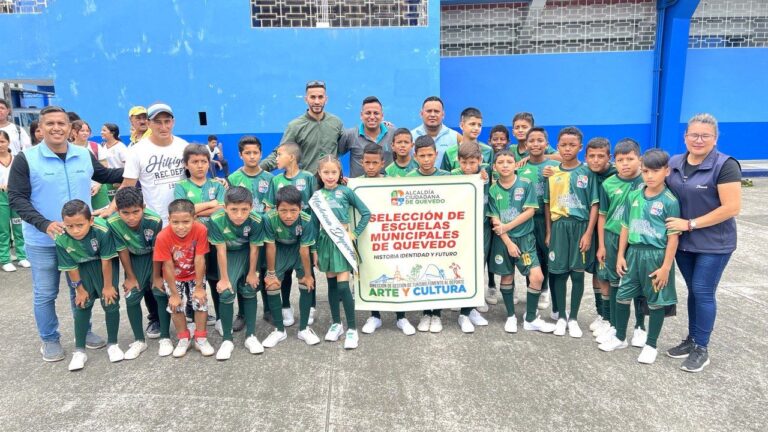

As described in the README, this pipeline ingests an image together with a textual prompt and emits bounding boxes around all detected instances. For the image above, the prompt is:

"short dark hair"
[238,135,262,152]
[586,137,611,154]
[0,130,9,141]
[103,123,120,141]
[305,80,326,91]
[61,199,91,220]
[526,127,548,141]
[278,142,302,164]
[421,96,443,108]
[225,186,253,206]
[494,149,515,162]
[67,112,81,122]
[393,128,412,141]
[641,149,670,169]
[363,143,383,158]
[362,96,381,107]
[115,187,144,210]
[183,143,210,164]
[414,135,436,152]
[207,135,218,142]
[275,185,302,208]
[460,107,482,122]
[614,138,641,157]
[557,126,583,144]
[490,125,510,140]
[513,112,535,127]
[0,99,9,109]
[40,106,67,118]
[458,142,482,160]
[168,199,195,216]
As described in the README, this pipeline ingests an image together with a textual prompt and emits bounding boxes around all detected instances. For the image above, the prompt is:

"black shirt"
[682,157,741,184]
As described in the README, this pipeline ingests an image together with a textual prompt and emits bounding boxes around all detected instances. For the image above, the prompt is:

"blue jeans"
[675,250,732,348]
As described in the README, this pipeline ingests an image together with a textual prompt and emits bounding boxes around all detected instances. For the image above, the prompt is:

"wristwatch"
[688,219,697,231]
[69,280,83,289]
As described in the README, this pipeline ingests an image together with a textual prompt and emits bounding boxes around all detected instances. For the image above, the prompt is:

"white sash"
[309,190,358,273]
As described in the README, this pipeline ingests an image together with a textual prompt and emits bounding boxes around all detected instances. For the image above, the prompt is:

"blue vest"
[23,143,94,247]
[667,149,737,254]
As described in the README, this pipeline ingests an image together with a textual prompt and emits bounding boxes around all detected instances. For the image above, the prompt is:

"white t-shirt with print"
[101,141,128,168]
[124,136,189,224]
[0,123,31,156]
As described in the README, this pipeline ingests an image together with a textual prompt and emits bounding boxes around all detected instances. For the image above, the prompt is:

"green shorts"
[488,232,539,276]
[532,214,548,262]
[273,242,307,280]
[218,248,260,304]
[77,259,120,312]
[316,228,354,274]
[616,245,677,308]
[125,253,154,307]
[548,218,594,274]
[597,230,621,285]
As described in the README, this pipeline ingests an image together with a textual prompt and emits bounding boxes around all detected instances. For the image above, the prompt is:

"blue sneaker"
[85,331,106,349]
[40,341,65,362]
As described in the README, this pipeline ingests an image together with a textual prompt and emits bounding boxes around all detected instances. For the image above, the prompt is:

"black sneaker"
[233,314,246,332]
[666,337,695,358]
[681,345,710,373]
[146,320,161,339]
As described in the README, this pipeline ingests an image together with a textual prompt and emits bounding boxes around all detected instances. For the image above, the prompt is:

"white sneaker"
[485,287,498,305]
[325,323,344,342]
[362,316,382,334]
[282,307,295,327]
[396,318,416,336]
[124,341,147,360]
[458,315,475,333]
[504,316,518,333]
[262,330,287,348]
[538,290,551,310]
[298,328,321,346]
[589,317,605,332]
[638,345,658,364]
[344,330,359,349]
[468,309,489,326]
[158,338,173,357]
[107,344,124,363]
[554,319,567,336]
[245,335,265,353]
[593,321,611,337]
[631,328,648,348]
[477,302,489,313]
[216,340,234,360]
[596,327,617,344]
[523,317,556,333]
[598,335,628,352]
[195,338,214,356]
[173,338,190,358]
[18,259,31,268]
[567,320,583,338]
[2,263,16,272]
[214,319,223,337]
[68,351,87,371]
[417,315,431,332]
[429,316,443,333]
[308,307,316,326]
[550,311,560,321]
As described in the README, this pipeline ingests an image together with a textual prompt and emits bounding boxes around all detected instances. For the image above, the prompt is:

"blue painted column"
[650,0,700,152]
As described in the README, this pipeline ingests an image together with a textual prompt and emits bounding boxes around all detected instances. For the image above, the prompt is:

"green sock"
[552,273,568,319]
[500,284,514,317]
[126,303,145,341]
[104,308,120,345]
[634,296,646,330]
[609,286,618,327]
[243,296,258,336]
[646,308,665,348]
[153,293,171,339]
[298,286,312,330]
[327,276,341,324]
[396,312,405,320]
[525,288,541,322]
[601,295,611,323]
[267,291,284,331]
[74,305,93,349]
[338,281,356,329]
[569,271,585,320]
[594,289,602,317]
[615,301,631,341]
[460,307,472,316]
[219,301,234,341]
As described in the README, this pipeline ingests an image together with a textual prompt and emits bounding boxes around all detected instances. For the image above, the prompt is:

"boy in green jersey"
[55,199,121,371]
[361,143,386,179]
[208,187,264,360]
[509,112,559,165]
[107,187,164,360]
[406,135,450,179]
[544,127,599,339]
[599,149,680,365]
[489,150,556,335]
[385,128,418,177]
[440,107,493,172]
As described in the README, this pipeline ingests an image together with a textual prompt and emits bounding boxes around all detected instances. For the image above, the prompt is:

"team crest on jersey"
[494,255,504,265]
[295,225,303,236]
[576,175,588,188]
[514,188,525,201]
[522,168,532,175]
[650,201,664,216]
[296,179,306,191]
[90,238,99,252]
[549,251,555,261]
[335,190,343,199]
[614,188,624,195]
[144,229,154,242]
[243,226,251,237]
[258,180,269,193]
[208,188,216,200]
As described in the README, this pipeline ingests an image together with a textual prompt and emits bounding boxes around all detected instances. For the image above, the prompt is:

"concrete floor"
[1,179,766,432]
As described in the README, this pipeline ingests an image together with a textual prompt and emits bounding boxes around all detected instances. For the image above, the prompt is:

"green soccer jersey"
[227,168,273,214]
[262,209,316,247]
[405,168,450,177]
[450,164,492,212]
[207,208,263,251]
[510,144,557,162]
[440,141,494,172]
[595,165,618,185]
[264,170,316,210]
[384,158,419,177]
[487,176,538,238]
[544,163,599,222]
[173,178,226,220]
[599,174,644,235]
[55,218,118,271]
[106,208,162,256]
[623,186,681,249]
[312,185,371,238]
[517,159,560,215]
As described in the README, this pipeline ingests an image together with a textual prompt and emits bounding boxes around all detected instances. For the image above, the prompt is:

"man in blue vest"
[8,106,124,362]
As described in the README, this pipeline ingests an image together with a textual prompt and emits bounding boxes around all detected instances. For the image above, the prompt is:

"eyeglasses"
[306,80,326,90]
[685,133,715,142]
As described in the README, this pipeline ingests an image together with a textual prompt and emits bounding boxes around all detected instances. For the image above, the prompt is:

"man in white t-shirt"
[0,99,31,156]
[122,103,188,224]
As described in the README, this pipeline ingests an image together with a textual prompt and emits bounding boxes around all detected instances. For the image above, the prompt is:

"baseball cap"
[128,106,147,117]
[147,103,174,120]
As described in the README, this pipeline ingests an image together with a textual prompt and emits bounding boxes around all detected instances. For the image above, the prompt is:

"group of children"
[53,108,681,371]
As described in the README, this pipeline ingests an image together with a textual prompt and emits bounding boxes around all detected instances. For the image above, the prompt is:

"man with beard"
[411,96,461,165]
[338,96,394,178]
